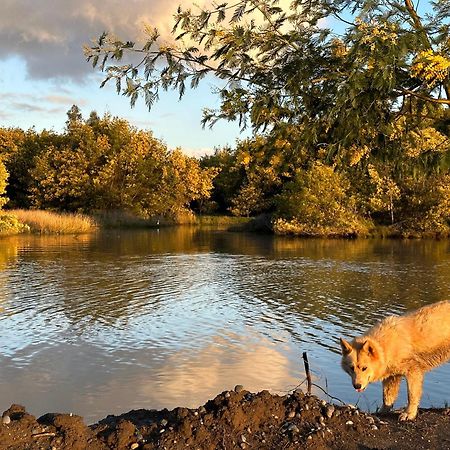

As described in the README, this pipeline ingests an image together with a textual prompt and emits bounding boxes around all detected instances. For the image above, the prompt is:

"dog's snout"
[353,383,362,390]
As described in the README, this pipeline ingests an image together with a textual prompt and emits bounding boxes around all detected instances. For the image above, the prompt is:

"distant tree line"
[0,106,217,219]
[199,125,450,235]
[0,102,449,235]
[81,0,450,236]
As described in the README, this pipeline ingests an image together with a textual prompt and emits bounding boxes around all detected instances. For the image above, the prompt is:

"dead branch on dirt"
[32,432,56,438]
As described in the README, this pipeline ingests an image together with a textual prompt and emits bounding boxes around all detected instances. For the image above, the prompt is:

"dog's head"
[339,337,381,392]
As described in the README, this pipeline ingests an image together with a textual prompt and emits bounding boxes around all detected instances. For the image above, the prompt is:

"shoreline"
[2,388,450,449]
[1,209,449,239]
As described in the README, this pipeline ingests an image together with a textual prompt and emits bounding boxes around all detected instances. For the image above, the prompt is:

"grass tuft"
[10,209,98,234]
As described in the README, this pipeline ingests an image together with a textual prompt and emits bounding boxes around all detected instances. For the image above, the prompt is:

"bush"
[274,162,370,236]
[0,213,29,235]
[396,174,450,233]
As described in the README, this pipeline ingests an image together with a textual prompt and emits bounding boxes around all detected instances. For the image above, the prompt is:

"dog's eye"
[362,366,367,371]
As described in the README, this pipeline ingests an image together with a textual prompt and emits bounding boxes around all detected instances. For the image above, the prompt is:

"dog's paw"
[379,405,393,415]
[398,411,417,421]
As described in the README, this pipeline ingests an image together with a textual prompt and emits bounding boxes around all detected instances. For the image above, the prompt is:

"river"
[0,228,448,423]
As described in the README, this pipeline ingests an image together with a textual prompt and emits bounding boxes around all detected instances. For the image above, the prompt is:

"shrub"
[0,213,29,235]
[274,162,370,236]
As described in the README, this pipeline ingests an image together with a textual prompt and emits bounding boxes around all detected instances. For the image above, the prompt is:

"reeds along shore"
[0,209,255,235]
[6,209,98,234]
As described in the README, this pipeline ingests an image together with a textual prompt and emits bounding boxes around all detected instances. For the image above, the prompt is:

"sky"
[0,0,252,157]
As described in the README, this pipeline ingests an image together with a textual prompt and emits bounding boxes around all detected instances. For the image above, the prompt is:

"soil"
[1,388,450,450]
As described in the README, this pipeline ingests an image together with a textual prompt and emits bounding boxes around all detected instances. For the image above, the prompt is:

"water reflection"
[0,229,448,422]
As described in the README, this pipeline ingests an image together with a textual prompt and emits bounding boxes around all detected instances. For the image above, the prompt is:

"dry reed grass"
[11,209,98,234]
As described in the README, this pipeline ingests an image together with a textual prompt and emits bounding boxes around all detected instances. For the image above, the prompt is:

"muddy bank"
[1,388,450,450]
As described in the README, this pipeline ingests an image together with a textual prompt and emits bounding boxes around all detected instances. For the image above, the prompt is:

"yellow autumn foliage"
[403,127,450,157]
[410,50,450,87]
[274,162,370,236]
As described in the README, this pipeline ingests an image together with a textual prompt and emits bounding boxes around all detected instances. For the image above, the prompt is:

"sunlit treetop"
[85,0,450,154]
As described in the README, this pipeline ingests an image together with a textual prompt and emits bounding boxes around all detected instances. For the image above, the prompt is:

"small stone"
[240,443,247,449]
[304,404,309,411]
[130,444,139,450]
[135,431,144,441]
[288,424,300,433]
[225,392,231,398]
[2,415,11,425]
[366,416,375,425]
[240,434,247,443]
[307,435,313,440]
[345,420,354,426]
[347,404,356,409]
[320,400,327,406]
[287,410,296,419]
[198,406,206,414]
[160,419,168,427]
[325,405,335,418]
[371,425,379,430]
[234,385,244,393]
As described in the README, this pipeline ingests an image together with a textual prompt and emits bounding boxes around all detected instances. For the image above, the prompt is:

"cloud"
[0,92,79,117]
[0,0,204,81]
[44,95,87,106]
[181,146,214,158]
[1,0,299,83]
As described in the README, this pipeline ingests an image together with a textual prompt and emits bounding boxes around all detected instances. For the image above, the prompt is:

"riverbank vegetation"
[0,102,448,236]
[10,209,97,234]
[0,109,218,233]
[81,0,449,237]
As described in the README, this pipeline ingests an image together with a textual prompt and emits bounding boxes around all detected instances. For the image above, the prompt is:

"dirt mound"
[1,388,450,449]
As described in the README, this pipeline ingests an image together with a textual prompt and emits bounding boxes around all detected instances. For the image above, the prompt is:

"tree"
[66,104,83,129]
[200,146,244,212]
[27,108,218,217]
[0,159,9,209]
[85,0,450,159]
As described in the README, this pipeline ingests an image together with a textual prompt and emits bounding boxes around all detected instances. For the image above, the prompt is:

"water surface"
[0,229,448,422]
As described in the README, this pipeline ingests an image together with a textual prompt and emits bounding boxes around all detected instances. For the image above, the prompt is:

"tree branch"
[399,88,450,104]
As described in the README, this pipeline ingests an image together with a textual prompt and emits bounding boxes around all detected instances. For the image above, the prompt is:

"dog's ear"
[362,340,379,359]
[339,338,353,355]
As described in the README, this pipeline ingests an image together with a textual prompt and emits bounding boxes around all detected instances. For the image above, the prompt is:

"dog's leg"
[399,370,424,421]
[380,375,401,414]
